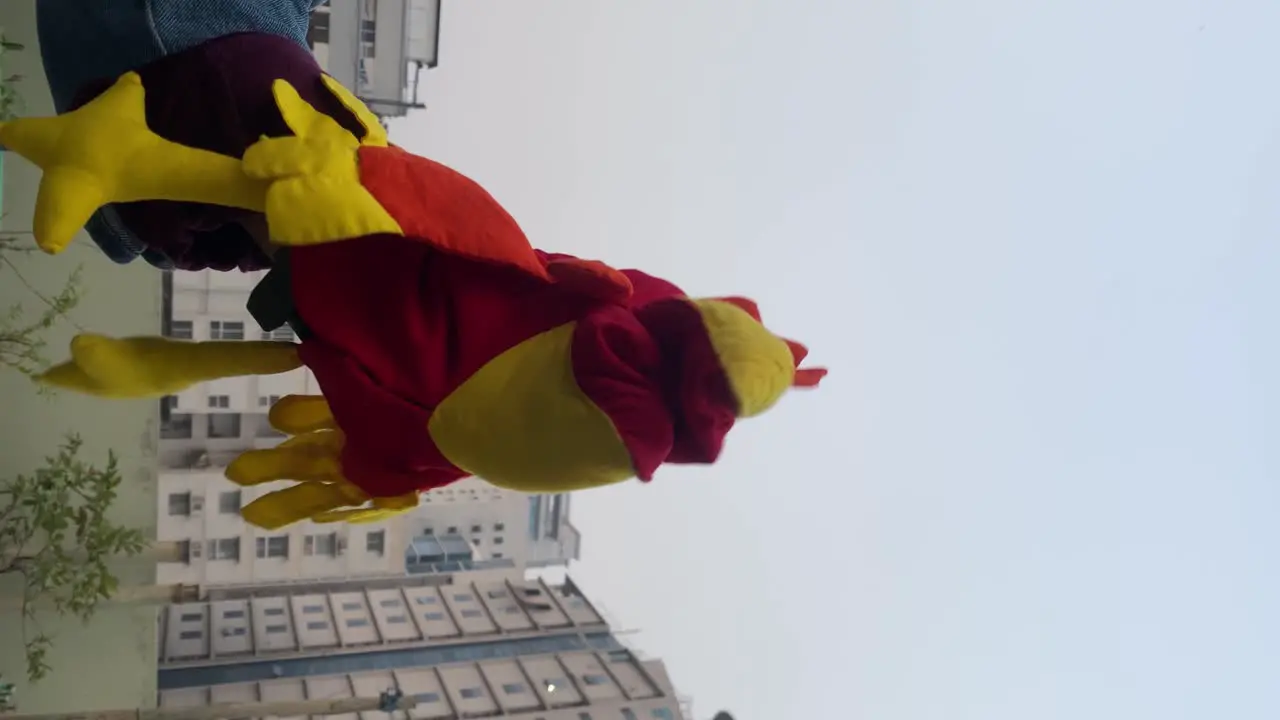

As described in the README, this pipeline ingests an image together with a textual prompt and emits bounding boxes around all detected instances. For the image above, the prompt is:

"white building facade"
[307,0,441,119]
[156,572,688,720]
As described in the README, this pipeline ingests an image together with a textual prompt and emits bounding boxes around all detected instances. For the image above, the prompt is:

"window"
[414,596,437,605]
[379,598,401,608]
[620,712,638,720]
[161,412,193,439]
[366,530,386,555]
[169,320,194,339]
[502,683,525,694]
[493,537,505,545]
[305,621,329,631]
[222,609,245,619]
[471,537,482,546]
[504,606,521,615]
[342,602,363,611]
[453,593,473,602]
[470,524,482,533]
[162,395,179,411]
[492,552,504,559]
[168,492,192,516]
[445,526,457,534]
[422,611,445,621]
[386,614,408,624]
[578,714,593,720]
[542,679,565,693]
[493,523,505,531]
[413,692,440,703]
[460,609,482,619]
[209,538,240,561]
[260,327,296,342]
[179,613,202,623]
[209,320,245,340]
[254,414,286,439]
[263,607,286,617]
[207,413,242,439]
[222,627,247,637]
[218,491,242,514]
[459,687,484,700]
[360,19,377,44]
[258,394,282,407]
[207,394,230,409]
[306,11,330,46]
[178,630,202,640]
[265,624,288,634]
[650,710,675,720]
[304,533,337,556]
[256,536,289,559]
[421,527,434,536]
[487,590,508,599]
[302,605,324,614]
[346,618,370,628]
[582,674,609,686]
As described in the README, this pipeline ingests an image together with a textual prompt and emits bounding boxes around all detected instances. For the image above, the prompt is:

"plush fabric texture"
[64,32,358,270]
[37,0,327,266]
[10,38,828,528]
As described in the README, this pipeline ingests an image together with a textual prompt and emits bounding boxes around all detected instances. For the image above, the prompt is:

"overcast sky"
[391,1,1280,718]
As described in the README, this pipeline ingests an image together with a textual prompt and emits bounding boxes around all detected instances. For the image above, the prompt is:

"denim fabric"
[35,0,329,267]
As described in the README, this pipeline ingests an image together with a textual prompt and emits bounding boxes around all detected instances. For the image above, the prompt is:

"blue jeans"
[35,0,329,267]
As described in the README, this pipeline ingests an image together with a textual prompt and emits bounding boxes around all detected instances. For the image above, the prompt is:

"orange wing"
[358,145,552,280]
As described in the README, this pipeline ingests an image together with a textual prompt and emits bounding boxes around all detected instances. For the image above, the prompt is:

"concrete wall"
[0,1,161,712]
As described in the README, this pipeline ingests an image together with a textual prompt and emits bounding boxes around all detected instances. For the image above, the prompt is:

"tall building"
[307,0,441,119]
[155,571,688,720]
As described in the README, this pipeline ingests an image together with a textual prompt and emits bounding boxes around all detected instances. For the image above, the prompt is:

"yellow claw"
[268,394,338,434]
[226,430,344,486]
[0,72,268,254]
[240,480,368,531]
[36,334,301,398]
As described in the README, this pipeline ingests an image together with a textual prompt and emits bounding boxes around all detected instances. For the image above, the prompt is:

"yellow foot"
[36,333,302,398]
[0,72,266,254]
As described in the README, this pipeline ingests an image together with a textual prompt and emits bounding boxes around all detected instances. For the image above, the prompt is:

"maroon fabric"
[69,32,365,271]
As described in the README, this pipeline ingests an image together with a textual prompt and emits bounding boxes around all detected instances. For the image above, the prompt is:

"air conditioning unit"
[190,495,205,513]
[335,538,348,555]
[189,542,203,560]
[183,449,211,469]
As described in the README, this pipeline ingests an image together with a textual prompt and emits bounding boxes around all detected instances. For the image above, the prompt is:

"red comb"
[717,296,762,322]
[783,338,809,366]
[793,367,827,388]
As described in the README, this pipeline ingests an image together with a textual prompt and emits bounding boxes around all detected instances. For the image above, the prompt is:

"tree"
[0,436,148,683]
[0,36,82,381]
[0,30,147,691]
[0,236,83,382]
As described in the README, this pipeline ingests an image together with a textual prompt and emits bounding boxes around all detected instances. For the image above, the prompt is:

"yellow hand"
[37,334,300,398]
[228,401,420,530]
[312,493,419,524]
[0,72,267,254]
[241,80,401,247]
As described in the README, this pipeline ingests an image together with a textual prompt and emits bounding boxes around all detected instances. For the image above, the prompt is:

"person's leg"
[34,0,325,267]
